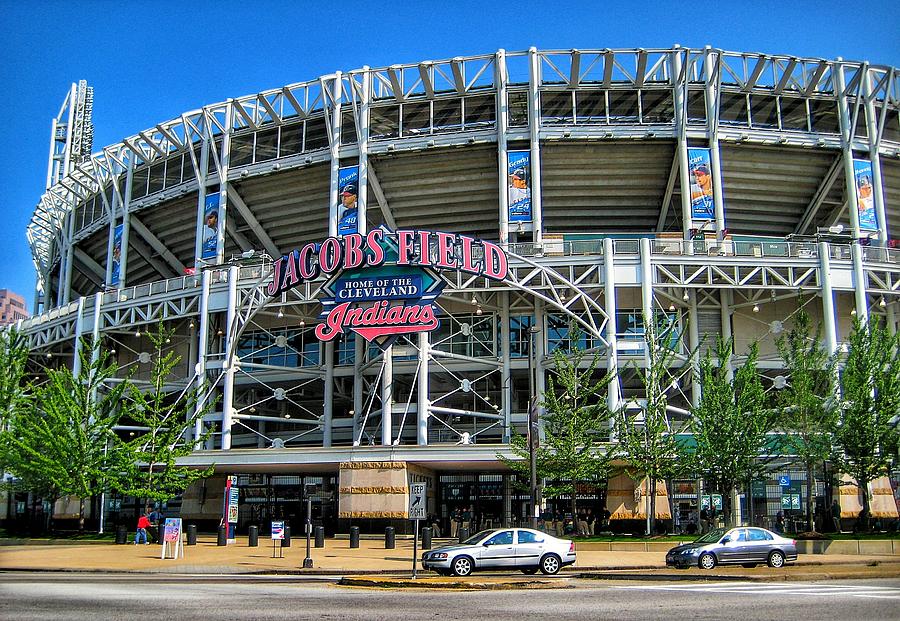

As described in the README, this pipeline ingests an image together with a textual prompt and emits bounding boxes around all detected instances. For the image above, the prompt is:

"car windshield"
[694,527,728,544]
[462,530,495,545]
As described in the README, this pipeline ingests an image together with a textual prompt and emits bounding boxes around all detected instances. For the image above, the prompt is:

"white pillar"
[703,47,727,240]
[352,336,364,445]
[720,289,733,381]
[215,103,234,265]
[71,296,85,377]
[496,49,510,245]
[603,238,620,412]
[417,331,429,446]
[220,266,238,450]
[673,47,693,244]
[851,242,869,323]
[527,47,543,245]
[834,60,863,242]
[819,242,838,353]
[193,131,211,267]
[500,292,512,442]
[194,269,211,448]
[381,346,393,446]
[688,290,701,407]
[328,73,342,237]
[322,341,334,448]
[863,70,889,244]
[358,67,370,236]
[118,158,135,288]
[640,238,654,370]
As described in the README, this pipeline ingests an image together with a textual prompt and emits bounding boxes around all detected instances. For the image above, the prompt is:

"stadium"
[12,46,900,535]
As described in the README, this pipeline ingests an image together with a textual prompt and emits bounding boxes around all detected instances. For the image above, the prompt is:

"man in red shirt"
[135,514,151,545]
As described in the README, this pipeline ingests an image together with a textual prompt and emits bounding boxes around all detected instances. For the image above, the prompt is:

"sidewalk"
[2,536,899,576]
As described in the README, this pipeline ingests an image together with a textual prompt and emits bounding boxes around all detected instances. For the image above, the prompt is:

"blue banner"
[201,192,220,260]
[338,165,359,236]
[507,151,532,222]
[853,159,877,231]
[688,148,715,220]
[110,224,123,286]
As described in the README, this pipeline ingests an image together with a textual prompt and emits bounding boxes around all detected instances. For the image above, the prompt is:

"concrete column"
[194,269,211,448]
[417,331,429,446]
[527,47,543,245]
[496,49,510,245]
[818,242,838,354]
[220,266,239,450]
[688,290,701,407]
[703,47,727,240]
[500,292,512,443]
[71,296,85,377]
[851,242,869,323]
[381,346,393,446]
[640,238,654,370]
[603,238,620,412]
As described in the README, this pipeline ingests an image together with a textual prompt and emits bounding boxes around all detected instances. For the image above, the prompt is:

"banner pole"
[412,519,419,580]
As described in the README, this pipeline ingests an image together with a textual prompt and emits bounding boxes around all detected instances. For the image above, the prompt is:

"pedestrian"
[134,513,151,545]
[577,510,589,537]
[775,510,785,533]
[450,507,461,538]
[148,506,163,543]
[831,499,842,533]
[461,506,472,535]
[700,507,710,534]
[586,509,595,536]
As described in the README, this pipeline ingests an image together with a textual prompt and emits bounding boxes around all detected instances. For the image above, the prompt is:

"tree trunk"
[805,462,815,533]
[648,476,656,536]
[860,479,872,533]
[78,497,86,533]
[571,486,578,533]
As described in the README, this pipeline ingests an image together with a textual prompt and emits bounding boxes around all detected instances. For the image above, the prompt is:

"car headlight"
[430,552,448,560]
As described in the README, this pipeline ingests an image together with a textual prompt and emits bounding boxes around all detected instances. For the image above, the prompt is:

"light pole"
[528,324,541,529]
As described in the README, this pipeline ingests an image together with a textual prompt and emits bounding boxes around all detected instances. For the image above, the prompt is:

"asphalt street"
[1,573,899,621]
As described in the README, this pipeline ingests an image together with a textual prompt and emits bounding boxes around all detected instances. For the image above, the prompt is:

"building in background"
[10,48,900,535]
[0,289,29,326]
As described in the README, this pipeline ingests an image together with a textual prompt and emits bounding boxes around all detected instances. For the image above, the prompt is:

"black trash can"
[458,526,469,542]
[314,525,325,548]
[115,525,128,545]
[421,526,432,550]
[186,524,197,546]
[248,525,259,547]
[217,525,227,546]
[349,525,360,548]
[385,526,395,549]
[282,525,291,548]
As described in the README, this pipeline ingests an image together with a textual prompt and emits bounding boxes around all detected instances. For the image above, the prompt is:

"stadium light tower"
[46,80,93,189]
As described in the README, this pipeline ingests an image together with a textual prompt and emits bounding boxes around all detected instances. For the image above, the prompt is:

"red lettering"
[417,231,432,266]
[344,233,364,269]
[366,229,384,266]
[319,237,342,273]
[483,241,508,280]
[435,232,456,269]
[267,257,285,296]
[397,230,416,265]
[459,235,481,275]
[298,243,319,280]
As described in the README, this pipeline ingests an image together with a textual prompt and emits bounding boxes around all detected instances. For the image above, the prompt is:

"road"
[1,573,899,620]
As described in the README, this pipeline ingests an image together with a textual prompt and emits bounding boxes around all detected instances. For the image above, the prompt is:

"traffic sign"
[408,482,426,520]
[779,475,791,487]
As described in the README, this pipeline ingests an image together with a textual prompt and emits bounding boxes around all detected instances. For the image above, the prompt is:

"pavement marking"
[614,582,900,600]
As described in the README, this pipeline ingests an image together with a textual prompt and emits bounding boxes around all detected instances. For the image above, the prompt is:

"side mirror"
[720,537,731,544]
[482,542,491,547]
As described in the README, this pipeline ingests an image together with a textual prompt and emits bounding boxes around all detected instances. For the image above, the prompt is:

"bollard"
[385,526,395,549]
[186,524,197,546]
[458,526,469,542]
[115,525,127,545]
[314,525,325,548]
[217,525,227,546]
[421,526,432,550]
[349,525,360,548]
[282,525,291,548]
[248,525,258,547]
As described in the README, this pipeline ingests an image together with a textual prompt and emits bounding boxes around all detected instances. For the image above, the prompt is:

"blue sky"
[1,0,898,308]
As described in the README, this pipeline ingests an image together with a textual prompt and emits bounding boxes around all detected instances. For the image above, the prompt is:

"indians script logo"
[266,228,508,349]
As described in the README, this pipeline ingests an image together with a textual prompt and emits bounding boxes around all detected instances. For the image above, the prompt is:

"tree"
[117,322,214,511]
[774,309,839,533]
[500,327,614,522]
[690,337,773,528]
[2,343,130,531]
[0,329,31,472]
[616,314,691,535]
[832,317,900,532]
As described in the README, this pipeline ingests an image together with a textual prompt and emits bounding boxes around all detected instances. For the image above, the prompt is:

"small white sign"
[408,482,426,520]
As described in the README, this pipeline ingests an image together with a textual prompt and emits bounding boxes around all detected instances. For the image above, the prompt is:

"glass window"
[230,132,254,166]
[508,315,534,358]
[208,137,222,175]
[575,90,606,124]
[608,91,639,123]
[884,108,900,143]
[131,165,149,199]
[750,95,779,129]
[337,333,355,365]
[687,89,707,125]
[148,161,165,194]
[641,90,675,124]
[402,101,430,136]
[847,98,868,139]
[280,122,303,156]
[464,95,496,129]
[733,529,748,542]
[255,127,278,162]
[485,530,513,546]
[181,151,195,182]
[341,110,358,145]
[305,117,328,150]
[546,314,589,352]
[508,91,529,127]
[779,97,808,131]
[719,92,749,126]
[809,99,839,134]
[165,155,182,188]
[433,98,462,133]
[748,528,772,541]
[517,530,544,544]
[541,91,573,125]
[370,105,400,139]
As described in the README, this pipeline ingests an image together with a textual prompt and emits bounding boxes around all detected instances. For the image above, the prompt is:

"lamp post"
[528,324,541,528]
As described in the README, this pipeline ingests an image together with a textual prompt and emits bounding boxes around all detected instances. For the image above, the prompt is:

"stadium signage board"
[266,229,509,349]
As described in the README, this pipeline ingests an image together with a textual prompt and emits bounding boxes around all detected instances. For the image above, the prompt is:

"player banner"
[507,151,532,222]
[687,148,714,220]
[110,224,123,286]
[201,192,221,260]
[337,165,359,236]
[853,159,877,231]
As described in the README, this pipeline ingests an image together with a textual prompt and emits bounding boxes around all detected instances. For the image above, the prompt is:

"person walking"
[134,513,151,545]
[831,499,842,533]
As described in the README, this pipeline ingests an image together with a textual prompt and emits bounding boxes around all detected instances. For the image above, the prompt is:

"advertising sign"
[110,224,123,286]
[337,165,359,236]
[701,494,723,510]
[201,192,221,260]
[228,487,239,524]
[781,494,801,510]
[853,159,877,231]
[507,151,532,222]
[266,228,509,350]
[687,148,715,220]
[409,482,427,520]
[163,517,182,543]
[271,521,285,540]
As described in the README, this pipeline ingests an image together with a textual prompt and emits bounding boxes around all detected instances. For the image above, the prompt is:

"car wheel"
[741,563,758,568]
[520,567,539,575]
[698,552,716,570]
[767,551,785,568]
[540,554,561,575]
[451,556,474,576]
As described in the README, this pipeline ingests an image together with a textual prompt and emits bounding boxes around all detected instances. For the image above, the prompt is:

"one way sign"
[408,483,426,520]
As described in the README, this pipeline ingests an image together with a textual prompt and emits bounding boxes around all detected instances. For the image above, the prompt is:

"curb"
[338,576,573,590]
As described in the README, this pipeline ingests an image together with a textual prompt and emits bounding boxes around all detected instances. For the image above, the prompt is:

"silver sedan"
[666,526,798,569]
[421,528,576,576]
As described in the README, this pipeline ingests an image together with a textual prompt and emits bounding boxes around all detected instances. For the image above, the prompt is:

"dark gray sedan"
[666,527,798,569]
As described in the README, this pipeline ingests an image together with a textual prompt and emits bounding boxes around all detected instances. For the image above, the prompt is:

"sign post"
[271,520,285,558]
[409,482,426,579]
[302,498,313,569]
[161,518,183,560]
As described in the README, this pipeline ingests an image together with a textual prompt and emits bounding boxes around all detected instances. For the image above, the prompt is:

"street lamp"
[528,324,542,529]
